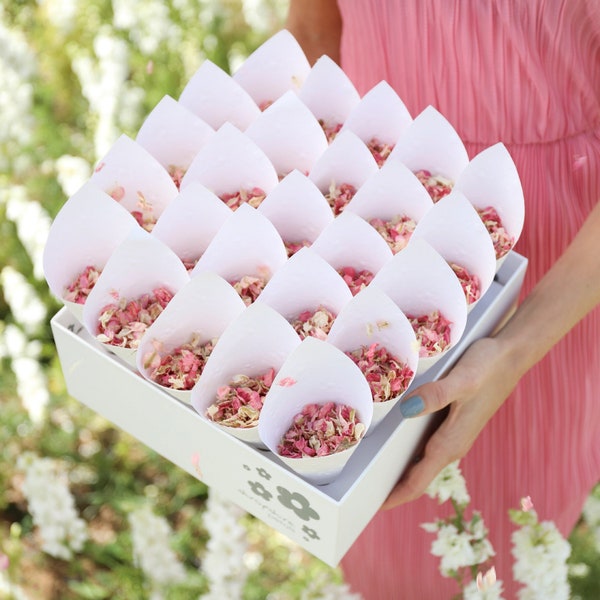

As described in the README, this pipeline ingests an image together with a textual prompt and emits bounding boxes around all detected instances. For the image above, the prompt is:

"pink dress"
[337,1,600,597]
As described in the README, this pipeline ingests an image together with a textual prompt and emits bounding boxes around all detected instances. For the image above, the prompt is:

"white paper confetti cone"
[327,285,419,429]
[43,181,138,322]
[136,272,246,403]
[258,337,373,485]
[454,142,525,270]
[191,302,301,446]
[82,228,190,367]
[179,59,261,131]
[370,238,468,374]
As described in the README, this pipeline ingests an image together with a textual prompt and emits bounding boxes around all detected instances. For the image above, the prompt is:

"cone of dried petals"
[319,119,343,143]
[206,368,275,429]
[369,215,417,254]
[324,182,357,216]
[96,287,173,349]
[449,263,481,305]
[229,275,267,306]
[367,138,395,167]
[476,206,515,259]
[64,265,102,304]
[277,401,366,458]
[143,333,215,391]
[284,239,312,257]
[219,187,266,210]
[407,310,453,358]
[414,169,454,203]
[345,343,414,403]
[290,306,337,340]
[337,266,374,296]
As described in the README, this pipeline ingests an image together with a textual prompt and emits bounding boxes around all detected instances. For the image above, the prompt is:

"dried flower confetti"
[64,265,102,304]
[324,181,357,216]
[219,187,267,210]
[337,266,374,296]
[143,332,215,390]
[206,368,275,428]
[290,306,337,340]
[414,169,453,203]
[284,239,311,257]
[369,214,417,254]
[367,138,394,167]
[168,165,186,189]
[229,275,267,306]
[96,287,173,349]
[318,119,343,143]
[278,401,366,458]
[181,256,200,272]
[345,343,414,403]
[449,262,481,305]
[406,310,452,358]
[476,205,515,259]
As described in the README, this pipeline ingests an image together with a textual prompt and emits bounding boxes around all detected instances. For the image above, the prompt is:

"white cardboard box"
[51,251,527,567]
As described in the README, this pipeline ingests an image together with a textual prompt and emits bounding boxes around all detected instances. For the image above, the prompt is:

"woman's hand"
[381,335,521,509]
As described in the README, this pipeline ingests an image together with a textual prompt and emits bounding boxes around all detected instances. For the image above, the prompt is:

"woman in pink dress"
[288,1,600,597]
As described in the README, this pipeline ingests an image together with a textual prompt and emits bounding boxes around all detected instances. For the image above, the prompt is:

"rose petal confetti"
[414,169,453,203]
[229,274,267,306]
[143,332,216,390]
[64,265,102,304]
[476,205,515,259]
[324,181,357,216]
[219,187,266,210]
[369,215,417,254]
[277,401,366,458]
[206,368,275,428]
[168,165,186,190]
[449,262,481,305]
[181,256,200,272]
[367,138,394,167]
[284,239,311,257]
[96,287,173,349]
[406,310,452,358]
[337,266,374,296]
[290,305,337,340]
[319,119,343,143]
[345,342,414,403]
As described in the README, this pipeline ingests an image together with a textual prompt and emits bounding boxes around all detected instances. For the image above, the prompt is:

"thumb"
[398,369,468,418]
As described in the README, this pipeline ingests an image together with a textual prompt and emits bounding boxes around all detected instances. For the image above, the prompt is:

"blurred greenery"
[0,1,599,599]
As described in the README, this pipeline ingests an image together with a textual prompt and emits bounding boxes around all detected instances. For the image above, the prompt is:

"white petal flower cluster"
[0,323,49,425]
[55,155,92,197]
[425,460,471,506]
[112,0,182,56]
[2,185,52,281]
[299,572,364,600]
[200,489,250,599]
[0,10,36,173]
[128,504,187,593]
[16,453,88,560]
[582,493,600,554]
[37,0,80,33]
[0,267,47,334]
[511,520,571,599]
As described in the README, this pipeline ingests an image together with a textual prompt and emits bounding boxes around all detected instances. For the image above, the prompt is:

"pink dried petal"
[290,305,336,340]
[278,377,297,387]
[144,332,215,390]
[64,265,102,304]
[277,401,366,458]
[206,368,275,428]
[219,187,266,210]
[284,239,311,257]
[367,138,394,167]
[319,119,343,143]
[229,274,267,306]
[337,265,374,296]
[406,310,453,358]
[259,100,273,111]
[345,342,414,402]
[369,215,417,254]
[324,182,357,216]
[96,287,173,349]
[168,165,186,189]
[110,186,125,201]
[414,169,453,203]
[476,205,515,259]
[449,262,481,305]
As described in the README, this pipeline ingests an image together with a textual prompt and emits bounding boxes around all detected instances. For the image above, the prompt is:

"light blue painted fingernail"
[400,395,425,418]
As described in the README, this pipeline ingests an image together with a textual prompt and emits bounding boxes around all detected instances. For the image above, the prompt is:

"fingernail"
[400,395,425,418]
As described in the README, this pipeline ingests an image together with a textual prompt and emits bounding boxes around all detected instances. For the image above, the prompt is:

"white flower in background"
[128,504,186,594]
[10,355,50,425]
[55,155,91,197]
[463,578,504,600]
[427,523,477,576]
[2,185,52,280]
[112,0,181,55]
[16,453,88,560]
[200,489,250,599]
[241,0,287,33]
[299,572,364,600]
[582,493,600,554]
[0,266,47,333]
[0,573,30,600]
[511,520,571,599]
[426,460,471,506]
[37,0,80,33]
[0,11,36,173]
